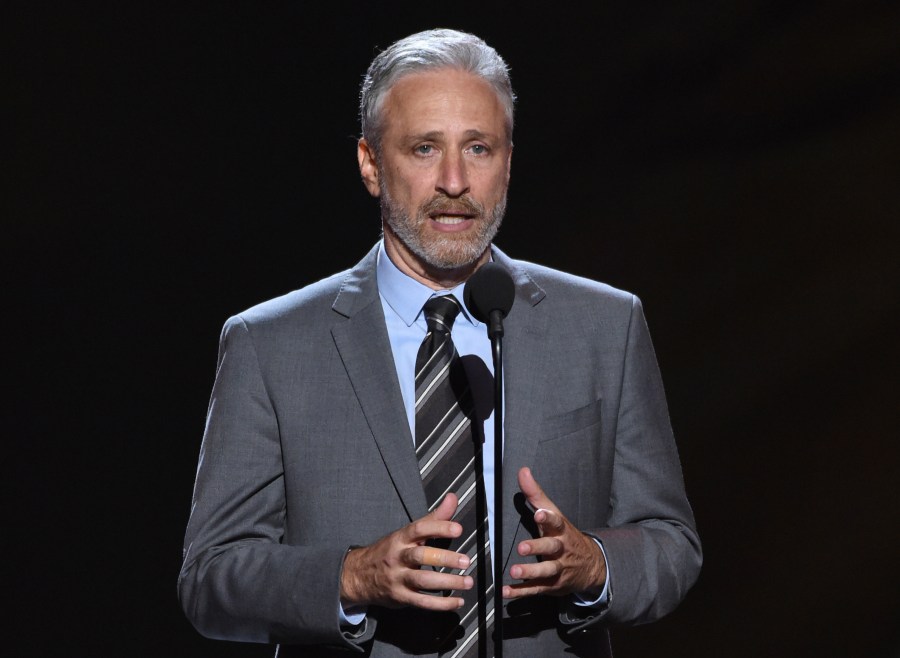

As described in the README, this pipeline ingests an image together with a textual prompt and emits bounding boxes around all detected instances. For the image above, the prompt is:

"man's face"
[359,68,512,276]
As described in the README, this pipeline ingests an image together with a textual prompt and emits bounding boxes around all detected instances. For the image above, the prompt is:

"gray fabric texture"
[178,244,702,656]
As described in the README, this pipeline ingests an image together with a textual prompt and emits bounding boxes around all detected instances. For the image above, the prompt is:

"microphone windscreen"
[464,262,515,323]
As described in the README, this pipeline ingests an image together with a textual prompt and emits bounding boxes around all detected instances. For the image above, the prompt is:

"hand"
[503,467,607,600]
[340,494,474,610]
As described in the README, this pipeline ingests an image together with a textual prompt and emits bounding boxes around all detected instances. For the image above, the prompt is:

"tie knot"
[423,295,462,334]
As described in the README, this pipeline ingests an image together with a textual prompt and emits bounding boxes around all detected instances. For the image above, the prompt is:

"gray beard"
[380,183,506,271]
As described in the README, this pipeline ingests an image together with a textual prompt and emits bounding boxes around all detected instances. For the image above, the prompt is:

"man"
[179,29,701,657]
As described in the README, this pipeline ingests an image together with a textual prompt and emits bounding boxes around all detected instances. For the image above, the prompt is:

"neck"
[382,224,489,291]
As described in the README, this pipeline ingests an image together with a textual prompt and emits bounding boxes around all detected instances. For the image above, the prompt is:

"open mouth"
[428,213,476,232]
[431,214,473,225]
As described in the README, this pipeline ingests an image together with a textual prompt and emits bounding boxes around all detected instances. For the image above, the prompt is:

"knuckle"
[412,571,434,590]
[402,570,422,591]
[403,546,420,566]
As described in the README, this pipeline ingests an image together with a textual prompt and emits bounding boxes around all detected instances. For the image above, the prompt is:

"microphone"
[464,262,515,338]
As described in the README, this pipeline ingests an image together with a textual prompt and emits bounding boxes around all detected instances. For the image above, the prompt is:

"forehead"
[380,68,508,138]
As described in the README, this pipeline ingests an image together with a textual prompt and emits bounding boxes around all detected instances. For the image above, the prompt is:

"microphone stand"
[464,261,514,658]
[487,309,505,658]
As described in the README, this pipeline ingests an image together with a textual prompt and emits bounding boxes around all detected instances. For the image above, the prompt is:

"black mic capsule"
[464,262,515,337]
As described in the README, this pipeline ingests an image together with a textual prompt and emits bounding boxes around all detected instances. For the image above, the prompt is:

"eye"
[469,144,488,155]
[414,144,435,155]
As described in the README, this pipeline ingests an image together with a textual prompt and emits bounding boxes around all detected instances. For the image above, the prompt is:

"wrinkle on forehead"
[380,69,510,147]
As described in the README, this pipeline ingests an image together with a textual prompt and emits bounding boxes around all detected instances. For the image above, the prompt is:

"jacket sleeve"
[177,315,374,649]
[576,295,702,628]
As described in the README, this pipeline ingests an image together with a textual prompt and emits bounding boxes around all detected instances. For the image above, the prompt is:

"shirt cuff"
[571,535,610,608]
[339,602,367,627]
[339,546,368,627]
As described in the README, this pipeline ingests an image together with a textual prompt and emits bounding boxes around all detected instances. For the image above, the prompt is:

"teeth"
[433,215,467,224]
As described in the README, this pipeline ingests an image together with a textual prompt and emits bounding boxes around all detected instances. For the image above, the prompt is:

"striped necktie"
[415,295,494,658]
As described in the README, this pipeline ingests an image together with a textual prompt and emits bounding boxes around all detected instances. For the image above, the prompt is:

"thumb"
[518,466,560,515]
[431,492,459,521]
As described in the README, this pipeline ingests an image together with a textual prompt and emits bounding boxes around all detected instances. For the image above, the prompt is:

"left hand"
[503,467,607,600]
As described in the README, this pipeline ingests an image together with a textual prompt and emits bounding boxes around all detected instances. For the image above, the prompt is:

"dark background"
[9,1,899,656]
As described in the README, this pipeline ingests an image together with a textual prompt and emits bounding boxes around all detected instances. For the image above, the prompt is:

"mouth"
[431,214,473,225]
[428,211,476,232]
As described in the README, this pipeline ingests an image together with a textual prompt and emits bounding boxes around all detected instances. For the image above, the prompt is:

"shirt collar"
[376,241,480,329]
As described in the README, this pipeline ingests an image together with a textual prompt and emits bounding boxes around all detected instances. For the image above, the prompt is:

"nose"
[435,151,470,198]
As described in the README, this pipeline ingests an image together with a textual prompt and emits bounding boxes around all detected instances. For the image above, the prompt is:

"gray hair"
[359,29,515,155]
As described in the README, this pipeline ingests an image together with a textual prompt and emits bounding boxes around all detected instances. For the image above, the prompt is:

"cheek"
[388,168,433,200]
[477,171,510,202]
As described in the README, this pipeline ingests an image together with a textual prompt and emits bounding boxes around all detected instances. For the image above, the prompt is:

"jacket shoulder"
[512,258,637,309]
[225,269,350,333]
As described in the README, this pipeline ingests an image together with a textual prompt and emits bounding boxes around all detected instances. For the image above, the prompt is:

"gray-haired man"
[179,29,701,657]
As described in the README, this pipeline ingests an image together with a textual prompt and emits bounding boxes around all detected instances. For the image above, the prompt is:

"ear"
[357,138,381,198]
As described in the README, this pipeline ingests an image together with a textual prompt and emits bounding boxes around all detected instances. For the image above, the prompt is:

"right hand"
[339,494,474,610]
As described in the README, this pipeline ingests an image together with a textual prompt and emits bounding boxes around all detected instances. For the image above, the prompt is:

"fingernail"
[458,556,470,568]
[463,576,474,589]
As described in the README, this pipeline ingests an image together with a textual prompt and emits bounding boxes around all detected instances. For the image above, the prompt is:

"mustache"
[421,194,484,217]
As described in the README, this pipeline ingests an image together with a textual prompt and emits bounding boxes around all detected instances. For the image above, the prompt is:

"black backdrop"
[9,2,899,656]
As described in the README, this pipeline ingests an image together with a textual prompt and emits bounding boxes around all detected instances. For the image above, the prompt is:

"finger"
[408,545,470,570]
[405,590,467,611]
[405,495,462,543]
[502,579,556,600]
[518,467,560,515]
[430,492,459,522]
[509,559,561,581]
[404,518,463,544]
[410,570,474,594]
[517,536,564,558]
[533,508,566,537]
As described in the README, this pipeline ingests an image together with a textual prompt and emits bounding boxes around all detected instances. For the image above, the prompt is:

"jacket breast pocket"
[539,398,603,443]
[533,398,607,525]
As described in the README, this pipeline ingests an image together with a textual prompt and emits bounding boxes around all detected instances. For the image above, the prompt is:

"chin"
[385,209,503,273]
[413,236,489,271]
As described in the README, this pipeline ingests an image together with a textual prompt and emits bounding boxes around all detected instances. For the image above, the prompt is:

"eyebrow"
[402,129,500,144]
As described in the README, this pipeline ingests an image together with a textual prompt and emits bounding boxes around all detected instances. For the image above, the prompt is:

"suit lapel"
[491,248,549,571]
[331,246,428,522]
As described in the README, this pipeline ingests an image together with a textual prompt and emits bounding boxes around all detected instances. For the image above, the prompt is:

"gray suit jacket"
[178,244,702,656]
